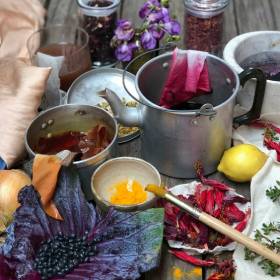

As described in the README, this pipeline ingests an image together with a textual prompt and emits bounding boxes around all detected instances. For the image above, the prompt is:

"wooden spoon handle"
[199,212,280,266]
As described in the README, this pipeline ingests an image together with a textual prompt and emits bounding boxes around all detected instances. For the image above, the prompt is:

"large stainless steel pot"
[25,104,118,200]
[100,49,266,178]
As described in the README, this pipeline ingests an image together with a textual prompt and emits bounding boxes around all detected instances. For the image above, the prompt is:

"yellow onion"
[0,169,31,226]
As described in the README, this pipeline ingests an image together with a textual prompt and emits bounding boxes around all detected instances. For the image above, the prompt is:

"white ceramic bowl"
[223,31,280,116]
[91,157,161,211]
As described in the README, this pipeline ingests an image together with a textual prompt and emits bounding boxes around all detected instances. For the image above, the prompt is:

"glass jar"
[77,0,120,67]
[183,0,229,55]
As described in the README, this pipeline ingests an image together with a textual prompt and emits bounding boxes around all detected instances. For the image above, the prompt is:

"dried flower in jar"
[80,0,119,67]
[184,12,224,54]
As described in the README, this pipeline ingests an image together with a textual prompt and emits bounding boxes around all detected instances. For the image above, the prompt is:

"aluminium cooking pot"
[24,104,118,200]
[100,48,266,178]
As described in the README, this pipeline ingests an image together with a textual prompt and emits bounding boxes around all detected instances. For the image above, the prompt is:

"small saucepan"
[24,104,118,200]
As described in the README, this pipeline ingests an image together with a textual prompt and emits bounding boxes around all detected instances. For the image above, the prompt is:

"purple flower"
[141,30,157,50]
[147,9,164,23]
[139,0,161,18]
[161,7,170,22]
[115,42,138,62]
[115,19,135,41]
[149,24,164,40]
[163,20,181,35]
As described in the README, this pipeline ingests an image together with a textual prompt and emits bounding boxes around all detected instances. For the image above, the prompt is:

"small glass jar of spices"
[183,0,229,55]
[77,0,120,68]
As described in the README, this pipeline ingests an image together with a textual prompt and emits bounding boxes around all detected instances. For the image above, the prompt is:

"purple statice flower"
[149,24,164,40]
[115,42,138,62]
[114,19,135,41]
[141,30,157,50]
[163,20,181,35]
[139,0,161,18]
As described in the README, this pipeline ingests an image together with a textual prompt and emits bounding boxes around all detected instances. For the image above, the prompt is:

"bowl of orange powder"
[91,157,161,211]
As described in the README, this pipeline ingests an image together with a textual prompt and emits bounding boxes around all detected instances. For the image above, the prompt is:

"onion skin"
[0,169,31,225]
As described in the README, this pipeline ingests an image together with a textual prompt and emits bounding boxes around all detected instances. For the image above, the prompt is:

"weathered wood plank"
[234,0,275,33]
[145,243,203,280]
[120,0,146,25]
[269,0,280,30]
[169,0,184,49]
[46,0,77,25]
[223,0,238,45]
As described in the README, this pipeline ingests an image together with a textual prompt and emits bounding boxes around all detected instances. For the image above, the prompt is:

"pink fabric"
[159,48,212,109]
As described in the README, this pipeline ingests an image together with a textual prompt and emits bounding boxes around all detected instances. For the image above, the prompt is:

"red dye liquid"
[39,43,91,91]
[36,125,112,160]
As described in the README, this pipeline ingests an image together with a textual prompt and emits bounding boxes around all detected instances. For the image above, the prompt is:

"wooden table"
[40,0,280,279]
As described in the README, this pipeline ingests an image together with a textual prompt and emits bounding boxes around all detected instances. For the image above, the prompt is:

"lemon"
[217,144,268,183]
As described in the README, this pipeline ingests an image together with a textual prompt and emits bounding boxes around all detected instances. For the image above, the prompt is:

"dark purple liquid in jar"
[82,0,117,67]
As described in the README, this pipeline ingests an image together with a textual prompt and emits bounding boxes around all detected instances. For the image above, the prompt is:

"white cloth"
[233,156,280,280]
[36,52,64,108]
[233,113,280,279]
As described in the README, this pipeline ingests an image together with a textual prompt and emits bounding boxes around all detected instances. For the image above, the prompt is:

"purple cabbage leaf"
[0,167,164,280]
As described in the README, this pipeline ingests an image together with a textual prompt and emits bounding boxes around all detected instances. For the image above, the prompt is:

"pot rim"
[135,50,240,115]
[24,104,118,167]
[223,30,280,85]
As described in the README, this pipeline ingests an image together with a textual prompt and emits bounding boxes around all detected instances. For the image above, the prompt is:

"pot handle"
[233,68,266,125]
[122,43,176,107]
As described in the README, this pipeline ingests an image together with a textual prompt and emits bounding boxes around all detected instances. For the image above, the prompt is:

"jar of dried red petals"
[77,0,120,68]
[183,0,229,55]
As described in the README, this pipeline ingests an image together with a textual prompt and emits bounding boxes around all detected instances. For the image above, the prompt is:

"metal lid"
[184,0,230,17]
[77,0,120,17]
[66,68,140,143]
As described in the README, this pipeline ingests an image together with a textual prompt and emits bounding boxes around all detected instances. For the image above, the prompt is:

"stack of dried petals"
[163,165,251,250]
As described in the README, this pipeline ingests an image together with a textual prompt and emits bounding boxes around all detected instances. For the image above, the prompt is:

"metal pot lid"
[66,68,140,143]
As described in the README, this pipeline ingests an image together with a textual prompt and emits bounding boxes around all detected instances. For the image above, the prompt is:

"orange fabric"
[0,0,45,59]
[32,154,63,221]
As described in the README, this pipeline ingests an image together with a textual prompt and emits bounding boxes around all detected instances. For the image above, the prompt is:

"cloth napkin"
[232,114,280,279]
[159,48,211,108]
[0,0,51,168]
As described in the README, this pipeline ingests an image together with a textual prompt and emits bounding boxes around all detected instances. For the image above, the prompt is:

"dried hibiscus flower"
[163,179,250,252]
[0,167,164,280]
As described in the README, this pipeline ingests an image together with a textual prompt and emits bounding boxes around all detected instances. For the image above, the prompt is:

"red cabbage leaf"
[0,167,164,280]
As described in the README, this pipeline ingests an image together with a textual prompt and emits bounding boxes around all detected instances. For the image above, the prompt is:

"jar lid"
[184,0,230,17]
[77,0,120,17]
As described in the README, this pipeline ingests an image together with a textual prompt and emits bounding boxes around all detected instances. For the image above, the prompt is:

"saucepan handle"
[233,68,266,125]
[122,43,176,106]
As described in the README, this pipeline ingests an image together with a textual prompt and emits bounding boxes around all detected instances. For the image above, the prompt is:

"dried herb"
[244,224,280,276]
[206,259,235,280]
[184,13,224,54]
[250,120,280,161]
[266,181,280,202]
[81,0,117,66]
[244,182,280,276]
